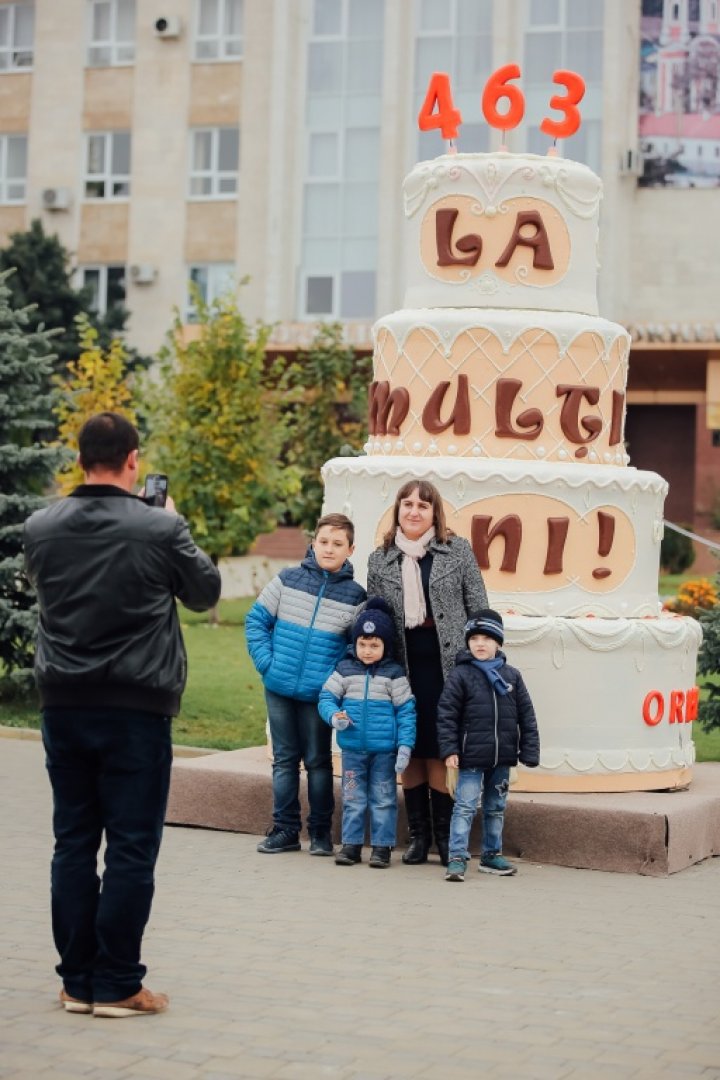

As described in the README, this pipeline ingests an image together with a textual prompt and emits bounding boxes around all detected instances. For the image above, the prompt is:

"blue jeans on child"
[449,764,511,859]
[340,750,397,848]
[265,689,334,834]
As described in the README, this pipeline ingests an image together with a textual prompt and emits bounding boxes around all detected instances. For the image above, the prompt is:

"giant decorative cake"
[322,149,702,792]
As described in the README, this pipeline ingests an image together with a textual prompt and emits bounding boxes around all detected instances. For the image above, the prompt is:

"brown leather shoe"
[93,987,169,1018]
[59,988,93,1014]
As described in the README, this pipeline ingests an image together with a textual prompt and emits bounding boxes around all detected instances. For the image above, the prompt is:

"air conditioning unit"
[619,147,643,176]
[42,186,72,211]
[129,263,157,285]
[154,16,182,38]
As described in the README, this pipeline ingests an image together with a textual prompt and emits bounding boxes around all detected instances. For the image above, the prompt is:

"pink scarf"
[394,526,435,628]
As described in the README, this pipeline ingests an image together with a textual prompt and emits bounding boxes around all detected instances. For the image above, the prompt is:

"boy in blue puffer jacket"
[319,598,416,869]
[246,513,366,856]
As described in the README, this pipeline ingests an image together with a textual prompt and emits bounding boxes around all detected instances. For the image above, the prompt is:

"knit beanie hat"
[464,609,504,648]
[352,596,395,655]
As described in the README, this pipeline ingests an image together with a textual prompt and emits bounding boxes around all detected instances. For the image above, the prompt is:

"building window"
[187,263,236,320]
[414,0,494,159]
[0,2,34,71]
[194,0,243,60]
[300,0,385,319]
[79,265,126,315]
[84,132,131,199]
[188,128,240,197]
[0,134,27,203]
[87,0,135,67]
[523,0,604,171]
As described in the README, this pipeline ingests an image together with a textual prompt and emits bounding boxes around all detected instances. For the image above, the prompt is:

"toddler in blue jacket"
[246,513,366,856]
[319,597,416,869]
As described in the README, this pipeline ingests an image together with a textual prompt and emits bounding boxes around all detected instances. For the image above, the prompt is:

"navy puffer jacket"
[436,650,540,769]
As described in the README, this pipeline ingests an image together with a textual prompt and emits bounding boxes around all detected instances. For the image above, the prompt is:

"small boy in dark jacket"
[319,598,416,869]
[437,609,539,882]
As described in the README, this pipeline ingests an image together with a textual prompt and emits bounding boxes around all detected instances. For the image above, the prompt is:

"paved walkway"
[1,735,719,1080]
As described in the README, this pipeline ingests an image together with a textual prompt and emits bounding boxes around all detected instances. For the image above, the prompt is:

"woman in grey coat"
[366,479,487,866]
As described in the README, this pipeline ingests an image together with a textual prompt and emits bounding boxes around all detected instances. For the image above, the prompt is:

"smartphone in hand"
[143,473,169,507]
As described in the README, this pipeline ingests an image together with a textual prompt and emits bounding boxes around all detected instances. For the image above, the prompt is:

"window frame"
[0,133,27,203]
[83,131,132,201]
[188,127,240,199]
[186,262,237,321]
[86,0,136,68]
[194,0,244,62]
[0,2,34,72]
[299,0,384,320]
[77,264,127,316]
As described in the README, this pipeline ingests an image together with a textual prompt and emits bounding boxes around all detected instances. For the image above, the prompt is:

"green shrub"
[660,525,695,575]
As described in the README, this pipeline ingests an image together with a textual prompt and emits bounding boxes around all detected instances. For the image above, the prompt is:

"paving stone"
[2,737,720,1080]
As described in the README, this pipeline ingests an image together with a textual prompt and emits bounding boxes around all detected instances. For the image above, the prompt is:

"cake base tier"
[322,454,667,618]
[513,766,692,794]
[503,612,700,793]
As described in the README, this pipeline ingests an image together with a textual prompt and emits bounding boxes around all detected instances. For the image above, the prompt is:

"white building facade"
[1,0,719,551]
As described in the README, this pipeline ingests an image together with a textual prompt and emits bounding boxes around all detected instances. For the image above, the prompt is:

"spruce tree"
[0,269,62,690]
[0,218,139,376]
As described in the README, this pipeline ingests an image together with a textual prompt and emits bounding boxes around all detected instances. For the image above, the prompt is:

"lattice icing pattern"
[368,309,630,463]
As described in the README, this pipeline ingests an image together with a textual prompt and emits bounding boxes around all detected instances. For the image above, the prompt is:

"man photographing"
[24,412,221,1017]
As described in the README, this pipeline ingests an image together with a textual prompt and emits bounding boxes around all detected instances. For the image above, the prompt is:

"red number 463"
[418,66,586,141]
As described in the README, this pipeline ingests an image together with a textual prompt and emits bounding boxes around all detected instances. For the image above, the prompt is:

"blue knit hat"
[464,609,504,647]
[353,596,395,655]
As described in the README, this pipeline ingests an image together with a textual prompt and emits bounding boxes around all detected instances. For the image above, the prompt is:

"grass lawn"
[2,596,719,761]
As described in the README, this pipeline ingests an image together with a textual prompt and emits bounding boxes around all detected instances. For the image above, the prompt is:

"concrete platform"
[166,747,720,877]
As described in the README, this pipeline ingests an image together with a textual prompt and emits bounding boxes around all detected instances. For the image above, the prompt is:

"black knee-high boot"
[430,788,454,867]
[401,782,431,864]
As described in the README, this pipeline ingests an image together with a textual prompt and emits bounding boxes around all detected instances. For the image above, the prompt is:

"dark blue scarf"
[471,657,511,696]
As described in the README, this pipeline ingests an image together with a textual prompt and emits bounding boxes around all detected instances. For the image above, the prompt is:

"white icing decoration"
[448,444,458,454]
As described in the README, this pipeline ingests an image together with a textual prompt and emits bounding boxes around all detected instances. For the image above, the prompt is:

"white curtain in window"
[309,132,339,177]
[304,184,340,234]
[313,0,341,36]
[344,128,379,180]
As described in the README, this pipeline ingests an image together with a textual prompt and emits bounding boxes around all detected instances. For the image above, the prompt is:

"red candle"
[418,71,463,141]
[481,64,525,134]
[540,70,586,140]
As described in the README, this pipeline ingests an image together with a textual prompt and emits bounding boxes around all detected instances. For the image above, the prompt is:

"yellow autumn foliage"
[53,314,135,494]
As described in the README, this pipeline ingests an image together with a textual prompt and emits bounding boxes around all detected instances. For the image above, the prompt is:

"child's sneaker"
[256,827,301,854]
[368,846,391,868]
[478,852,517,876]
[445,857,466,882]
[335,844,363,865]
[309,831,334,856]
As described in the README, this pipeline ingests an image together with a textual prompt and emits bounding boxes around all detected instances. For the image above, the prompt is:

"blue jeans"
[41,707,172,1003]
[340,750,397,848]
[449,765,511,860]
[265,689,334,834]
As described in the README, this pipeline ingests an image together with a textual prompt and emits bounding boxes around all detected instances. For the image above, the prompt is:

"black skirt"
[405,625,445,760]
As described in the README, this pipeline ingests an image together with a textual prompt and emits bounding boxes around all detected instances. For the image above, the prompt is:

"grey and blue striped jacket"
[319,656,416,753]
[245,549,366,703]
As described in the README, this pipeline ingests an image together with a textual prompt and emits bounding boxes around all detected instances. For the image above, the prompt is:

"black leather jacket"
[23,484,222,716]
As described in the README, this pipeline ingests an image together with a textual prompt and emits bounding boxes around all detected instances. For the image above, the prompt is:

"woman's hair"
[382,479,450,549]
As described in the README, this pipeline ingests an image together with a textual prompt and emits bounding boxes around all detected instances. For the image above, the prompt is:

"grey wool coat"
[366,536,488,680]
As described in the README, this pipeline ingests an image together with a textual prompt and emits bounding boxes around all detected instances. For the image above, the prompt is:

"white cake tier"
[403,151,602,316]
[504,613,701,792]
[321,454,667,618]
[368,307,630,464]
